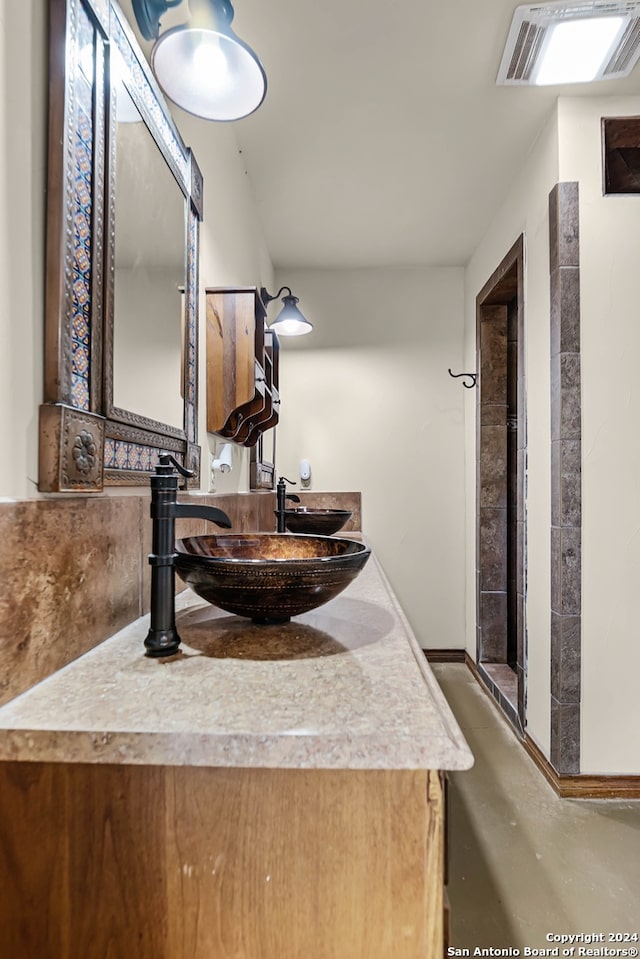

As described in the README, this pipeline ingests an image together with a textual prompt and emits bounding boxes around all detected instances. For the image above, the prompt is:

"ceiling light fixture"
[260,287,313,337]
[131,0,267,121]
[497,1,640,86]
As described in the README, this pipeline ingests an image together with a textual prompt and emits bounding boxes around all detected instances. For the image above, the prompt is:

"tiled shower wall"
[477,304,510,663]
[0,489,361,706]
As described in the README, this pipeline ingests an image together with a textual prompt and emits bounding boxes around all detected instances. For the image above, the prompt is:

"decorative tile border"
[104,438,172,473]
[69,2,95,411]
[549,182,582,774]
[185,211,198,442]
[110,4,189,186]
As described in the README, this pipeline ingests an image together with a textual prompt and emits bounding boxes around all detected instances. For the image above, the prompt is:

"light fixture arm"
[132,0,236,41]
[132,0,183,41]
[260,286,292,306]
[190,0,234,24]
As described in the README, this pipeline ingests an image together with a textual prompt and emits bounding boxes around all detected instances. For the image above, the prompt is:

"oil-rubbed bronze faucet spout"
[173,503,232,526]
[144,455,231,658]
[275,475,300,532]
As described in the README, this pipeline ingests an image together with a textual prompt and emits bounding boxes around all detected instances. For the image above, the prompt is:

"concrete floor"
[432,664,640,950]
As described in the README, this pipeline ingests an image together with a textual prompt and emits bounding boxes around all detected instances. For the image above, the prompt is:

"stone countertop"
[0,554,473,772]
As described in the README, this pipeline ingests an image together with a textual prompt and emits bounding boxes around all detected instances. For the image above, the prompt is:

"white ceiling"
[125,0,640,269]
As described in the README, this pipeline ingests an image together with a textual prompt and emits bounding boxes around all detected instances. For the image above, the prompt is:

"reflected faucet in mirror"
[145,455,232,658]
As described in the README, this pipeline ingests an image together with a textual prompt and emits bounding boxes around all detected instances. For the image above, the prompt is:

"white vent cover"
[497,1,640,84]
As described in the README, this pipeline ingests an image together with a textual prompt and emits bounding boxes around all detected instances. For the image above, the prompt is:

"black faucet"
[144,455,232,658]
[275,476,300,532]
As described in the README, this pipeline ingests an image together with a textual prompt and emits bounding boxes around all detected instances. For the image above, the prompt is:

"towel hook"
[448,369,477,389]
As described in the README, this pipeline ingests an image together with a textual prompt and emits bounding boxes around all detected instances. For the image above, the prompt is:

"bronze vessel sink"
[279,508,352,536]
[175,532,370,624]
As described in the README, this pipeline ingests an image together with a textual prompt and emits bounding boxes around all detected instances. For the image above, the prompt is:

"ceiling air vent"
[497,0,640,84]
[604,15,640,72]
[506,20,548,80]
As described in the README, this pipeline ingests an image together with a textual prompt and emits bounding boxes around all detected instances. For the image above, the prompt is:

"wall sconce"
[260,286,313,337]
[212,443,233,472]
[132,0,267,121]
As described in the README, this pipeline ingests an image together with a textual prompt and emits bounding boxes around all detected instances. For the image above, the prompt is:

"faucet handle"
[278,476,297,486]
[157,454,194,478]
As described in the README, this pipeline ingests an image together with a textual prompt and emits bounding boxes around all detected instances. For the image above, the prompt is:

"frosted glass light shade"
[151,25,267,121]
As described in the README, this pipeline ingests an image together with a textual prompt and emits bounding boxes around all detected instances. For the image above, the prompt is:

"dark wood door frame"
[475,235,526,734]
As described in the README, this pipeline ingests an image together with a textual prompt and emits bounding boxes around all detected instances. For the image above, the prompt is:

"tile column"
[549,182,582,774]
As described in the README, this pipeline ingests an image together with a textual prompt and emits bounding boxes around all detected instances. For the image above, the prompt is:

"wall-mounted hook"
[448,369,477,389]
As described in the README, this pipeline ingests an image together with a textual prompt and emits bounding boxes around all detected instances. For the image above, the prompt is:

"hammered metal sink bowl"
[279,508,352,536]
[175,533,370,624]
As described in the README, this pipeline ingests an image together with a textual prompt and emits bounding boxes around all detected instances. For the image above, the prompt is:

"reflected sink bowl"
[280,508,352,536]
[175,533,370,624]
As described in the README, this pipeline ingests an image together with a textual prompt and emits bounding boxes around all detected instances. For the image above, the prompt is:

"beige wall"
[274,266,466,649]
[0,0,47,500]
[557,95,640,773]
[464,106,559,757]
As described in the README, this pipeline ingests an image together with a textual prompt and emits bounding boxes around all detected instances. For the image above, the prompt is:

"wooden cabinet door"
[0,763,444,959]
[206,288,279,448]
[206,288,261,434]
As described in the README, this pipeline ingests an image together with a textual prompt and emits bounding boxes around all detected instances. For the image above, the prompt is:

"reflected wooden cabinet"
[205,287,280,448]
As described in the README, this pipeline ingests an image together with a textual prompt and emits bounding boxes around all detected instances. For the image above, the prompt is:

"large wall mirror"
[111,74,185,429]
[40,0,203,491]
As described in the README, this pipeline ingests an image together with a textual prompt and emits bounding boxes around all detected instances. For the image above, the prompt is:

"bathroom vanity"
[0,553,472,959]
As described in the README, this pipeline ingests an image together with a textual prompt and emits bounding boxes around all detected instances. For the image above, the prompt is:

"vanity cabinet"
[0,763,445,959]
[0,555,472,958]
[206,287,279,447]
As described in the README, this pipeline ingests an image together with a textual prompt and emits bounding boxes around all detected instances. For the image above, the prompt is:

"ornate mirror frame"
[40,0,203,492]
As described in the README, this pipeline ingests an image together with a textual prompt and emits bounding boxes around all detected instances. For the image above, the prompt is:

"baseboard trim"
[523,735,640,799]
[427,652,640,799]
[423,649,467,663]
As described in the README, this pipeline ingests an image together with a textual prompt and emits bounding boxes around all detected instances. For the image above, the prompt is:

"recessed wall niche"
[602,116,640,195]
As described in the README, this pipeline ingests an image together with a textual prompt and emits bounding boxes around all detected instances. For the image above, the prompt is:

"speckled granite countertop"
[0,555,473,771]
